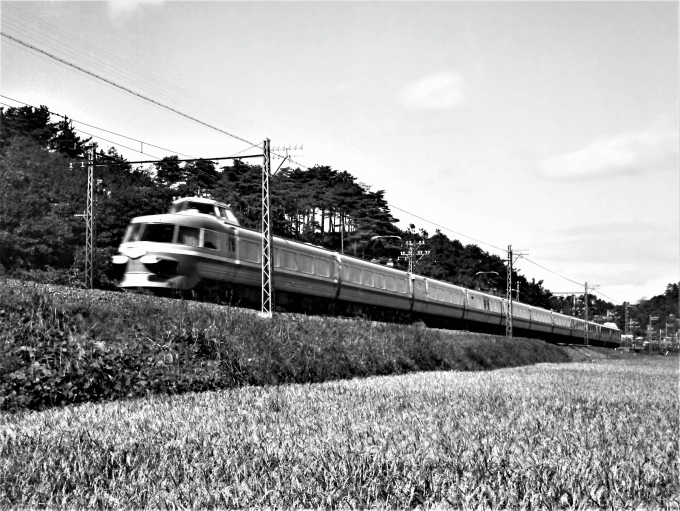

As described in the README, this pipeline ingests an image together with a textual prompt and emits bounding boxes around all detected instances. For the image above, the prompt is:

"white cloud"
[538,128,678,181]
[107,1,164,27]
[398,71,464,111]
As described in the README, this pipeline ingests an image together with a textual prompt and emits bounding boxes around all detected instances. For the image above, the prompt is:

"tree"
[50,116,91,158]
[155,155,184,187]
[180,159,220,196]
[0,136,81,270]
[0,105,56,152]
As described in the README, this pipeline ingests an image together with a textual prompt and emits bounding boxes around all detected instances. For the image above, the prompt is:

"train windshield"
[170,201,216,215]
[169,200,239,225]
[123,223,142,242]
[139,223,175,243]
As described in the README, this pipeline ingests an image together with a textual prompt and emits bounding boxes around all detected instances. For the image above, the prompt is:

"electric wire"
[1,32,302,166]
[0,32,260,148]
[389,204,507,254]
[2,4,299,146]
[2,17,623,302]
[521,257,583,287]
[1,95,195,158]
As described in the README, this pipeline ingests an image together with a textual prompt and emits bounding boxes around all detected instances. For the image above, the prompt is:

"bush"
[0,280,572,412]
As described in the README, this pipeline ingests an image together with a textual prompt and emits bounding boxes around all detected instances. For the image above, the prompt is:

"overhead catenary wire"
[2,4,299,147]
[1,97,271,166]
[0,32,261,150]
[2,21,623,304]
[389,204,507,254]
[0,33,303,167]
[1,96,193,159]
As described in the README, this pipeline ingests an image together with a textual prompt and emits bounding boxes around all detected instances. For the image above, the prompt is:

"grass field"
[1,279,577,412]
[2,356,677,509]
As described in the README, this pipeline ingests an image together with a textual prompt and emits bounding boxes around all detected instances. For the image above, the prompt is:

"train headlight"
[112,255,129,265]
[140,255,178,275]
[140,255,162,264]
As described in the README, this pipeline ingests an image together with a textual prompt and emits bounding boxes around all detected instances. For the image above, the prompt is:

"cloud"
[107,1,164,26]
[538,128,678,181]
[398,72,464,111]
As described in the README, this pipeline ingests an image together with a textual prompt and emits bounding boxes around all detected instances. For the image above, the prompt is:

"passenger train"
[112,197,620,347]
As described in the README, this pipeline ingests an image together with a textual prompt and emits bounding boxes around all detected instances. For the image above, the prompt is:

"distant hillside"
[614,283,679,339]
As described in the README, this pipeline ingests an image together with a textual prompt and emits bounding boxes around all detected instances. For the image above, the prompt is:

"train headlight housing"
[140,255,178,275]
[120,247,146,259]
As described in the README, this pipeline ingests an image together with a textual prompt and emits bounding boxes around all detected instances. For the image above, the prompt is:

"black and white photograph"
[1,1,678,508]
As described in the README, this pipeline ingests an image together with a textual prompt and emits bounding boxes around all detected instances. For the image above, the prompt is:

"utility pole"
[583,281,599,345]
[399,240,429,274]
[261,139,273,317]
[648,314,659,353]
[507,246,513,338]
[506,245,528,338]
[84,144,96,289]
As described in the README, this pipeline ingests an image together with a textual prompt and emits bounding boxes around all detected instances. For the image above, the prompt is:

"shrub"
[0,280,573,412]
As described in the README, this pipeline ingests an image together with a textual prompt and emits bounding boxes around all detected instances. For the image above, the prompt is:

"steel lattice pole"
[85,145,96,289]
[261,139,273,317]
[506,245,513,338]
[584,282,589,345]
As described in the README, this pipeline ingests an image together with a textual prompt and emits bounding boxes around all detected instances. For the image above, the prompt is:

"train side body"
[113,198,620,347]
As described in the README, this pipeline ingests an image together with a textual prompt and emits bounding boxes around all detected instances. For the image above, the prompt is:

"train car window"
[436,288,445,301]
[242,241,260,263]
[224,209,239,224]
[186,202,216,215]
[202,229,219,250]
[483,298,490,311]
[385,275,397,291]
[445,290,452,303]
[177,226,200,246]
[314,258,330,277]
[299,254,313,274]
[514,306,530,319]
[140,223,175,243]
[123,223,142,242]
[281,250,296,270]
[396,278,407,294]
[374,273,385,289]
[345,266,361,284]
[453,291,465,305]
[362,270,374,287]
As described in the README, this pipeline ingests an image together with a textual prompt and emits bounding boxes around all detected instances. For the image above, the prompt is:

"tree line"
[4,103,658,329]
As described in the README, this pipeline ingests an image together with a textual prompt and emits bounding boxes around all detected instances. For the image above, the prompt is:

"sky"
[1,1,678,305]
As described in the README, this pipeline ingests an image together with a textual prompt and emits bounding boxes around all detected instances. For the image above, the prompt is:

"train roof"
[168,197,239,226]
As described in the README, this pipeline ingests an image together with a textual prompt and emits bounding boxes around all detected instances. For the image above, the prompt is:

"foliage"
[0,280,573,413]
[1,348,677,508]
[1,101,612,312]
[611,283,680,338]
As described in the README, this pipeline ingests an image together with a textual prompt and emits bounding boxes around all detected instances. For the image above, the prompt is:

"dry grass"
[2,357,677,509]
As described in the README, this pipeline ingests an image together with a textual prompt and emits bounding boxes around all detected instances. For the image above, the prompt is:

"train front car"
[112,198,240,294]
